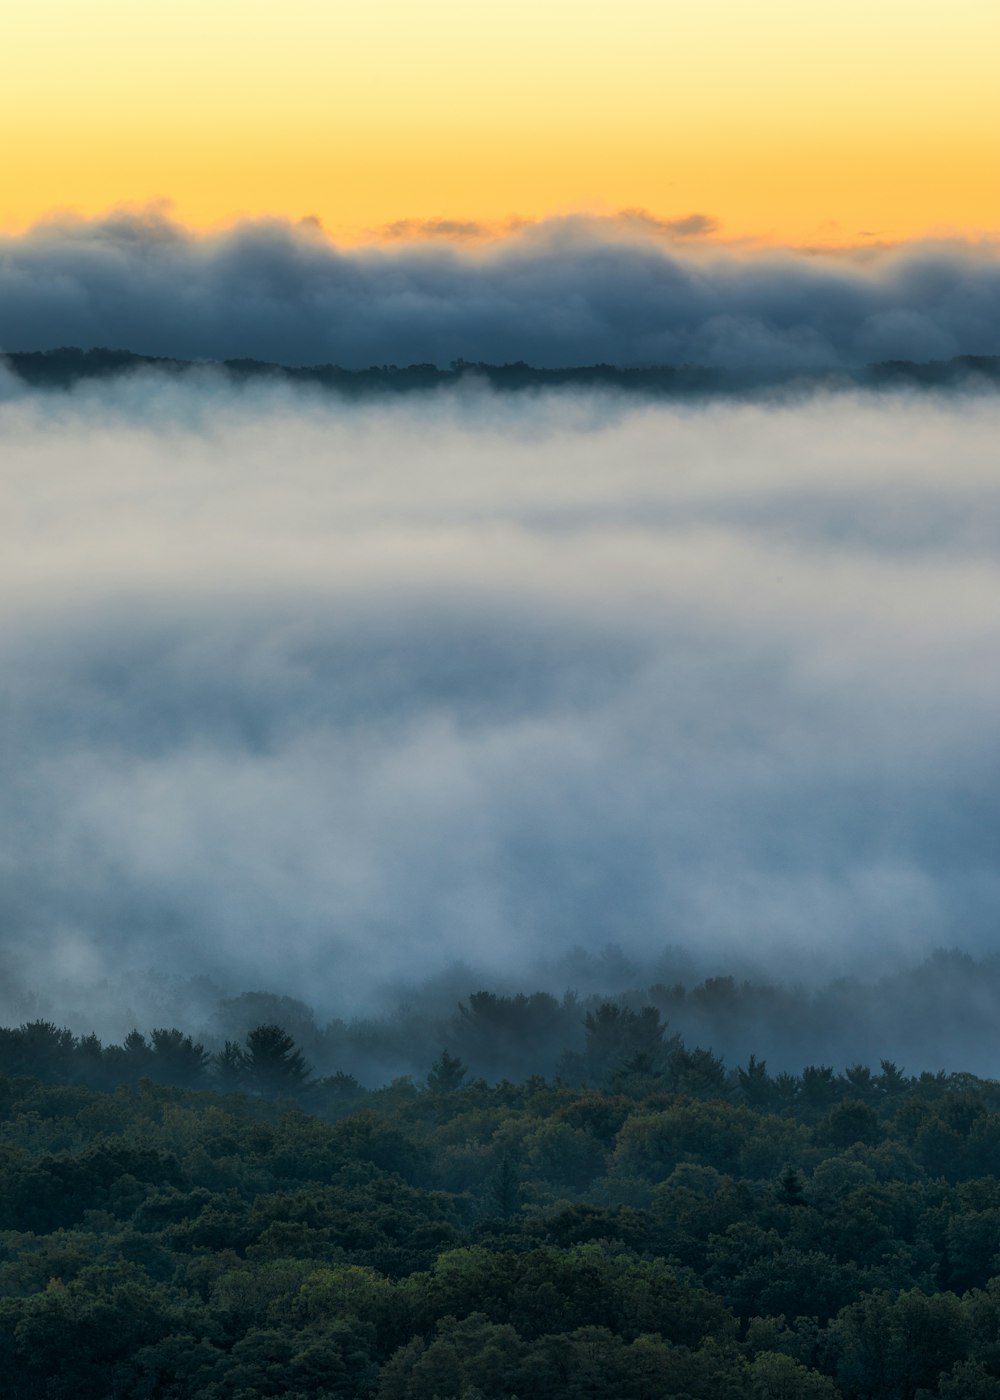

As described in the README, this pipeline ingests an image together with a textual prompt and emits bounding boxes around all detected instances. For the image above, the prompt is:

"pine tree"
[214,1039,247,1092]
[150,1027,210,1088]
[243,1023,312,1096]
[427,1049,467,1092]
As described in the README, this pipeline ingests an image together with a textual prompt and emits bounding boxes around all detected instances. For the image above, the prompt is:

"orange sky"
[3,0,999,246]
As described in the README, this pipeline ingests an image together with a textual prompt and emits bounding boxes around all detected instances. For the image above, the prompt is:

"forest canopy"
[4,979,1000,1398]
[4,345,1000,396]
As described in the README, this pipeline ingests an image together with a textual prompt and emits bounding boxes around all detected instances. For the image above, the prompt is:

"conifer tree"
[243,1023,312,1095]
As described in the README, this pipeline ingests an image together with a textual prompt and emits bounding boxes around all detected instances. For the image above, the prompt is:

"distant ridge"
[4,346,1000,395]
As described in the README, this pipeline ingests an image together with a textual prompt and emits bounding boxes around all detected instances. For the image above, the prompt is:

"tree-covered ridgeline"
[8,947,1000,1085]
[5,1002,1000,1396]
[0,997,985,1108]
[4,344,1000,396]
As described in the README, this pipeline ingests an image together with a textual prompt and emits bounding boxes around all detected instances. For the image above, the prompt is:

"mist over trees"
[4,345,1000,397]
[5,981,1000,1396]
[2,338,998,1393]
[4,946,1000,1091]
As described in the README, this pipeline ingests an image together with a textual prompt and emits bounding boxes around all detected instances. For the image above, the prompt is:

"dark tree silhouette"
[0,1022,75,1081]
[102,1029,154,1084]
[737,1054,774,1110]
[583,1003,667,1083]
[426,1049,467,1093]
[243,1023,312,1095]
[149,1028,211,1088]
[214,1039,248,1092]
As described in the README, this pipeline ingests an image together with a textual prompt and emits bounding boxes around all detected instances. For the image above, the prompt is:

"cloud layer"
[2,209,1000,369]
[1,379,998,1024]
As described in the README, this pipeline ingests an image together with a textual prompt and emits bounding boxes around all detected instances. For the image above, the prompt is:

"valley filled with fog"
[1,375,998,1068]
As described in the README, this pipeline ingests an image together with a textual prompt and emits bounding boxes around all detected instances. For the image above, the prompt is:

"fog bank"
[1,380,998,1033]
[3,210,1000,369]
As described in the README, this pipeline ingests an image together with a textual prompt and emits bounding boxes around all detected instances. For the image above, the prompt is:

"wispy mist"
[2,209,1000,368]
[1,377,997,1033]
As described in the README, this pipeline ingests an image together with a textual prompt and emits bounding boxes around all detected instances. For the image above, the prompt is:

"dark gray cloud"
[2,208,1000,369]
[0,381,998,1034]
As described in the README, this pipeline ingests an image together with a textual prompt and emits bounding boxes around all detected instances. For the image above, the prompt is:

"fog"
[1,375,998,1067]
[2,209,1000,369]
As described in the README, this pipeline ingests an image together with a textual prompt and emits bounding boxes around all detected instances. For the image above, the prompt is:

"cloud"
[618,208,720,238]
[2,208,1000,369]
[375,211,717,245]
[377,217,496,241]
[1,381,998,1028]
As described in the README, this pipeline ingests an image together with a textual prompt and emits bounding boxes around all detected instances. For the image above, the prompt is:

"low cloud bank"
[1,380,998,1042]
[2,208,1000,369]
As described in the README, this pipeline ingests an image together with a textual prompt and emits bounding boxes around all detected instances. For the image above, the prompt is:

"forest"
[4,345,1000,396]
[5,985,1000,1397]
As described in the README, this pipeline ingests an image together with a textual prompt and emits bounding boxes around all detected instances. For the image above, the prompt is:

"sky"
[2,0,999,247]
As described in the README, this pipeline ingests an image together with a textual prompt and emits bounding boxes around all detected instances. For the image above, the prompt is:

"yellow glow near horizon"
[3,0,998,245]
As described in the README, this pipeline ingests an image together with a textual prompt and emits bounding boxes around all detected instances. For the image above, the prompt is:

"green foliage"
[827,1288,970,1400]
[4,1015,1000,1397]
[748,1350,842,1399]
[487,1155,521,1219]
